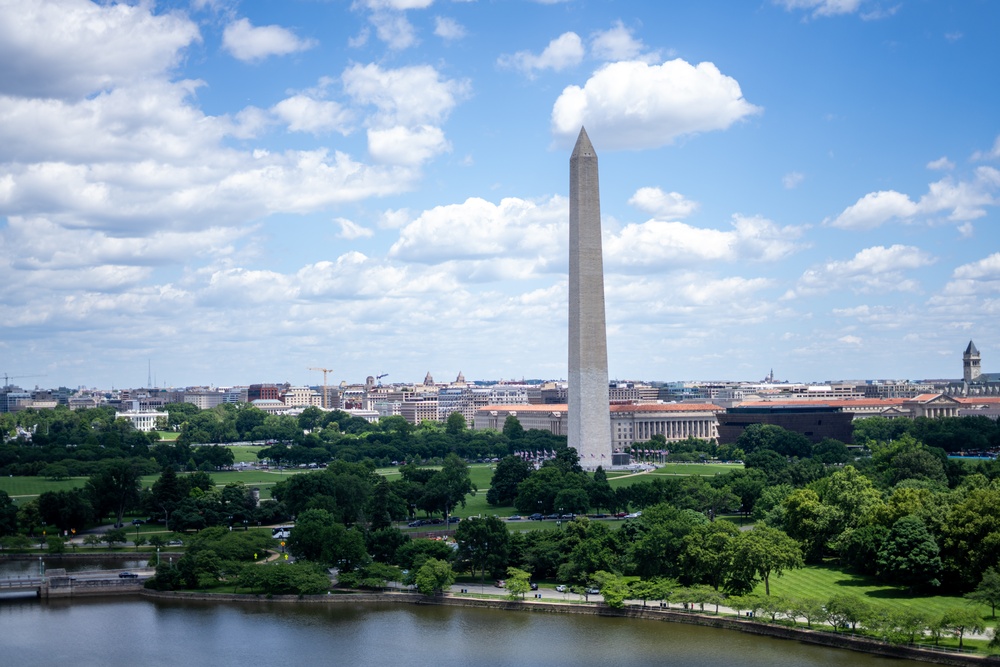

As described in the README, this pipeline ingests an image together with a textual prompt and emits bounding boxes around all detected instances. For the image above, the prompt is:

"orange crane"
[307,367,334,409]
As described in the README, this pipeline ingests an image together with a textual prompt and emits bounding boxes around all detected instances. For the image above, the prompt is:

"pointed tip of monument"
[572,126,595,158]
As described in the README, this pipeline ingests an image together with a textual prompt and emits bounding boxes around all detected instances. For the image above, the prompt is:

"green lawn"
[0,476,88,497]
[757,563,992,623]
[228,445,264,464]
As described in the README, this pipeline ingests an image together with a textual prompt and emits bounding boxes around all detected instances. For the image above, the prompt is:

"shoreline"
[133,589,994,666]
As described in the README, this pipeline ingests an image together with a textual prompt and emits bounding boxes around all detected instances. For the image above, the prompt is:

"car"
[544,514,560,521]
[448,516,460,523]
[555,585,567,593]
[528,513,543,521]
[167,539,183,546]
[131,519,144,526]
[614,512,627,519]
[560,513,575,520]
[407,520,424,527]
[508,515,522,521]
[529,582,538,591]
[494,580,505,588]
[586,588,600,595]
[118,571,139,579]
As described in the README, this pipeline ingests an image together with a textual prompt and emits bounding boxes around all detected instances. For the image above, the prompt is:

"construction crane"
[308,367,334,409]
[2,372,45,388]
[376,373,388,386]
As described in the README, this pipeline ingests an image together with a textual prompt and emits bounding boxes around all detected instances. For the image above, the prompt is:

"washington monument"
[568,127,612,470]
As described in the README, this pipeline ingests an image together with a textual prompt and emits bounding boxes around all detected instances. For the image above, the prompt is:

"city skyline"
[2,1,1000,389]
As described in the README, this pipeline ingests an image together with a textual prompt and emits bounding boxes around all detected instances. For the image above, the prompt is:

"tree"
[486,456,533,507]
[588,466,617,514]
[876,515,942,592]
[454,515,510,583]
[724,526,803,596]
[445,411,467,436]
[826,593,872,632]
[592,570,631,609]
[502,415,524,441]
[0,490,17,536]
[941,608,986,650]
[967,567,1000,618]
[86,459,141,527]
[505,567,531,600]
[414,558,455,596]
[151,466,185,530]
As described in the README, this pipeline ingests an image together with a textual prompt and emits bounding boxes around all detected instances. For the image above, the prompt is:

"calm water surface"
[0,598,930,667]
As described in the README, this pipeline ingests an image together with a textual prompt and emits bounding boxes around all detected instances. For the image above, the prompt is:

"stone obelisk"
[568,127,612,470]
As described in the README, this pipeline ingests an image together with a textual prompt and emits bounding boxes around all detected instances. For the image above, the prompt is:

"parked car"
[118,571,139,579]
[529,582,538,591]
[528,513,543,521]
[544,514,560,520]
[131,519,144,526]
[624,512,642,519]
[448,516,461,523]
[407,520,424,527]
[586,588,600,595]
[508,515,522,521]
[494,580,505,588]
[555,585,567,593]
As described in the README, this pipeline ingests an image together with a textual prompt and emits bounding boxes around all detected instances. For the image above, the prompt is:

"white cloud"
[783,171,805,189]
[927,156,954,171]
[272,95,353,135]
[774,0,864,18]
[342,63,468,127]
[0,0,200,100]
[972,135,1000,161]
[953,253,1000,281]
[498,32,585,77]
[790,244,935,297]
[367,125,450,165]
[551,59,761,150]
[357,0,434,9]
[829,190,919,229]
[222,18,316,63]
[389,196,566,269]
[605,215,804,269]
[628,187,699,219]
[434,16,466,40]
[590,21,656,62]
[336,217,374,239]
[839,334,863,345]
[369,11,418,50]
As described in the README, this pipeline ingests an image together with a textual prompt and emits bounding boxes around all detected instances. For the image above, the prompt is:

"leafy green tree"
[826,593,872,632]
[0,490,17,536]
[832,524,888,575]
[486,455,533,507]
[42,463,70,481]
[414,558,455,596]
[781,488,840,563]
[968,567,1000,618]
[288,508,369,570]
[502,415,524,441]
[681,519,740,590]
[724,526,803,596]
[940,608,986,650]
[103,527,128,550]
[877,514,942,591]
[588,466,617,514]
[86,459,142,527]
[628,504,707,581]
[151,466,185,530]
[46,535,67,554]
[419,454,476,517]
[591,570,631,609]
[356,562,403,590]
[454,515,510,583]
[445,411,467,436]
[788,597,827,628]
[505,566,531,600]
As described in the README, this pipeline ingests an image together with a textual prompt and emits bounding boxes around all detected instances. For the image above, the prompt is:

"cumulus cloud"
[927,156,954,171]
[434,16,466,40]
[604,215,804,269]
[551,59,761,150]
[830,167,1000,229]
[972,135,1000,161]
[498,32,585,77]
[222,18,316,63]
[336,218,375,240]
[829,190,919,229]
[590,21,656,62]
[367,125,450,165]
[953,253,1000,281]
[789,244,935,297]
[783,171,805,189]
[389,196,566,269]
[343,63,468,127]
[272,95,353,135]
[0,0,200,100]
[628,187,699,219]
[774,0,864,18]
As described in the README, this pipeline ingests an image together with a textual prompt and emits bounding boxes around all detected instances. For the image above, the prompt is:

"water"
[0,598,929,667]
[0,556,149,577]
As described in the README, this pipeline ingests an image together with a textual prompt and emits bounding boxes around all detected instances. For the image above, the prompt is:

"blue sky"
[2,0,999,390]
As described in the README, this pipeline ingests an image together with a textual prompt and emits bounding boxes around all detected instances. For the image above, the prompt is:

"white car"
[555,585,567,593]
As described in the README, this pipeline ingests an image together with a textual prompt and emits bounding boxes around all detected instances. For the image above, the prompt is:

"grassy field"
[0,476,89,498]
[756,563,992,622]
[228,446,264,464]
